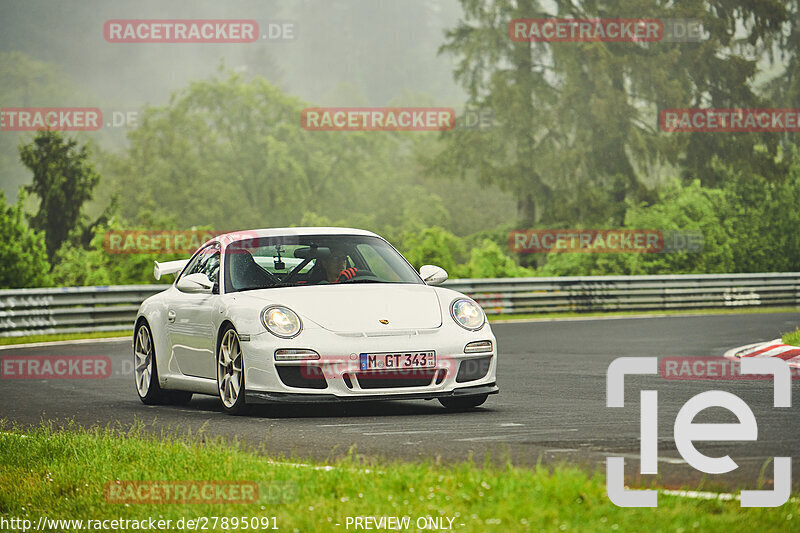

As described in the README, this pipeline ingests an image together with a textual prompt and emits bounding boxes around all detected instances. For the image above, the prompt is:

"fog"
[0,0,466,196]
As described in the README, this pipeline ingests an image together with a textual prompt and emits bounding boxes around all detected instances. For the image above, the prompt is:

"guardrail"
[446,273,800,315]
[1,273,798,337]
[0,285,165,338]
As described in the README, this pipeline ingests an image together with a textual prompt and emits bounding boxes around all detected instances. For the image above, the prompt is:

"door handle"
[167,310,176,323]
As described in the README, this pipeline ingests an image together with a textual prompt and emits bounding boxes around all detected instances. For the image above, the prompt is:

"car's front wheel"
[217,327,247,415]
[438,394,488,411]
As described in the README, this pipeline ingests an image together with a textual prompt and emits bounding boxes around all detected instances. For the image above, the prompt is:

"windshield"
[223,234,422,293]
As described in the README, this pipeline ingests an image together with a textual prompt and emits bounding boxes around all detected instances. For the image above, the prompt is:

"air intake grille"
[276,365,328,389]
[455,357,491,383]
[355,369,436,389]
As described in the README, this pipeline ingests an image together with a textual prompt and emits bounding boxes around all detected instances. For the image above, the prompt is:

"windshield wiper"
[236,283,297,292]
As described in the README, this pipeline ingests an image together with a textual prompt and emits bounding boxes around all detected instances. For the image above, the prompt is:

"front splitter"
[245,383,498,404]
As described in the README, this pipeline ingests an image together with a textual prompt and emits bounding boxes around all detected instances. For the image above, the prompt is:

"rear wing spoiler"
[154,259,189,281]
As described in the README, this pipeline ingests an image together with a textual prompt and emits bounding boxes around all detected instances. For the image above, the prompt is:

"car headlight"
[261,306,302,338]
[450,298,485,331]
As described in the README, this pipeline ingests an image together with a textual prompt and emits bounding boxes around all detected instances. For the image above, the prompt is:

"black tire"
[438,394,489,411]
[134,322,166,405]
[135,322,194,406]
[217,326,248,415]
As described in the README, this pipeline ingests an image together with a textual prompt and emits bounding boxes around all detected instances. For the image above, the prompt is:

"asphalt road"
[2,312,799,490]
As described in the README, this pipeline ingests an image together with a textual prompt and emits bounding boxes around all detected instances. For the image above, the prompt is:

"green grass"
[0,330,132,346]
[488,306,800,322]
[783,328,800,347]
[0,422,797,532]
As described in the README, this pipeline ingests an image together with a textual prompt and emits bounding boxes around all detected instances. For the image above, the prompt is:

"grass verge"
[0,330,132,346]
[0,421,796,532]
[783,328,800,347]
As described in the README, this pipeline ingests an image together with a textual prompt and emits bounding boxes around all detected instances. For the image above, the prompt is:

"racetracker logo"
[508,229,703,253]
[509,18,663,42]
[104,20,258,43]
[606,357,791,507]
[0,108,102,131]
[104,481,296,504]
[301,108,456,132]
[660,108,800,132]
[456,108,496,130]
[1,356,111,379]
[661,356,800,380]
[104,230,261,254]
[105,230,220,254]
[296,353,473,381]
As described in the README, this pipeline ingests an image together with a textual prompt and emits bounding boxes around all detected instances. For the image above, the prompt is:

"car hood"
[233,283,442,333]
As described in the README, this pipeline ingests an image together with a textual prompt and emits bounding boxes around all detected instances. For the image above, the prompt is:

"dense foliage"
[2,70,800,288]
[3,0,800,287]
[0,190,50,288]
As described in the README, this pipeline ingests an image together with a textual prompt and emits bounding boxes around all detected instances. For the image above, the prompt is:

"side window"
[201,252,221,285]
[178,252,203,280]
[179,244,219,282]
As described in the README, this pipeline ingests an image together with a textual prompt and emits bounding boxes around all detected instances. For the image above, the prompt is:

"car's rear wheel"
[134,322,163,404]
[135,322,193,405]
[217,327,247,415]
[438,394,488,411]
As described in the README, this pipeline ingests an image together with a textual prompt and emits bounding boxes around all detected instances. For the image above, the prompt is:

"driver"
[316,246,358,283]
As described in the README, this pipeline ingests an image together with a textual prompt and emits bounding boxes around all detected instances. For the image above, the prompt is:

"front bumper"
[240,321,499,402]
[246,382,499,404]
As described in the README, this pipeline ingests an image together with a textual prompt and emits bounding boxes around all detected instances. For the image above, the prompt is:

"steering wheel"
[338,269,376,282]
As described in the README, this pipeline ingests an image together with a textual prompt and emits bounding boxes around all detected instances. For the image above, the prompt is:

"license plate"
[359,351,435,371]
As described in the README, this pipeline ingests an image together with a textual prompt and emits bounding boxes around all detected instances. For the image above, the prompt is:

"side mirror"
[419,265,448,286]
[176,272,214,294]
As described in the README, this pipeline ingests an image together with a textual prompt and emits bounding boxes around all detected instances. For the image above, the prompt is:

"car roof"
[215,227,382,241]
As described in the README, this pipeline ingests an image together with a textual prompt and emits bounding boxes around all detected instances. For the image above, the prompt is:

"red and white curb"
[724,338,800,368]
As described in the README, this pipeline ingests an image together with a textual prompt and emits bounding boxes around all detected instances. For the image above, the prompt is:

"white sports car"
[133,227,498,414]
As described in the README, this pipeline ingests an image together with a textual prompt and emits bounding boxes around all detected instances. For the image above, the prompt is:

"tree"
[716,154,800,273]
[458,239,536,278]
[49,224,180,287]
[0,190,51,288]
[105,72,408,230]
[400,226,467,274]
[0,52,78,201]
[431,0,792,227]
[19,131,101,261]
